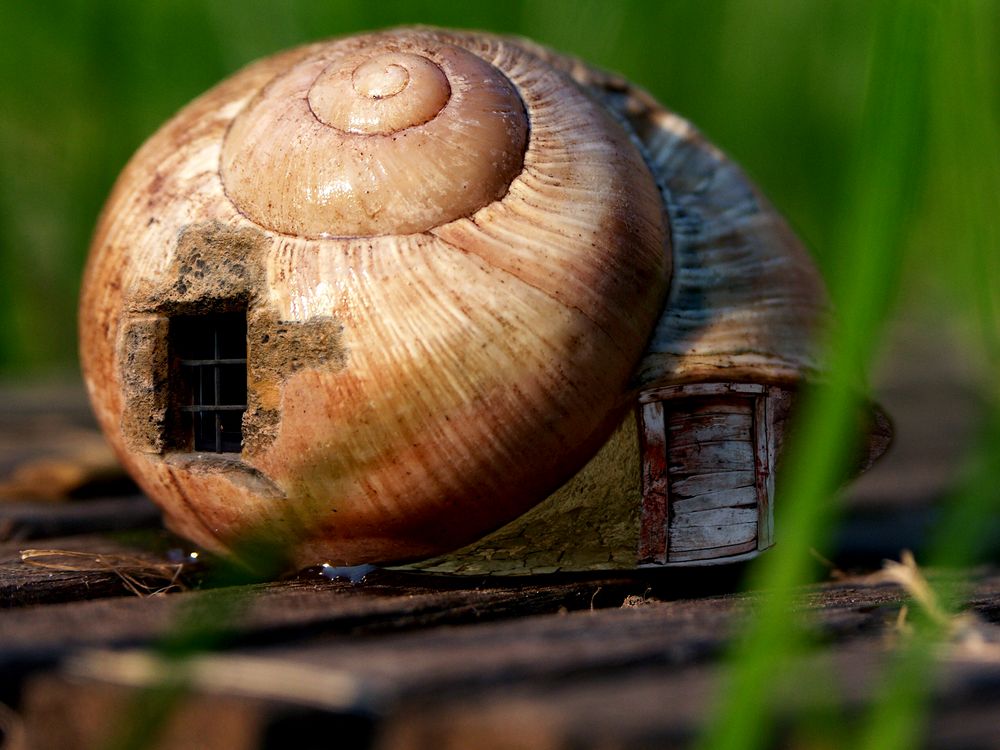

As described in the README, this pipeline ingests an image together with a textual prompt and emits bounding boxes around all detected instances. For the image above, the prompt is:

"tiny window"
[171,312,247,453]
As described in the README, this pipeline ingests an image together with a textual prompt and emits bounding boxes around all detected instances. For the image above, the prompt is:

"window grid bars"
[176,314,247,453]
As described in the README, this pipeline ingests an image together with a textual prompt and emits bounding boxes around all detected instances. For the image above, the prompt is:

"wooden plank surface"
[15,572,1000,750]
[1,306,998,750]
[668,522,757,552]
[0,562,744,683]
[376,639,1000,750]
[0,495,161,543]
[0,531,192,608]
[665,539,760,563]
[671,471,755,497]
[668,441,754,475]
[666,410,751,446]
[671,487,757,515]
[670,506,758,528]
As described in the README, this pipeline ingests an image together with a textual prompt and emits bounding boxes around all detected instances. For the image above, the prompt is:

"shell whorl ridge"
[221,37,530,237]
[79,27,884,574]
[80,28,673,566]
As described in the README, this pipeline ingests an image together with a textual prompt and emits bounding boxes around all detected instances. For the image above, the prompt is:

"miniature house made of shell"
[412,96,889,575]
[80,29,890,573]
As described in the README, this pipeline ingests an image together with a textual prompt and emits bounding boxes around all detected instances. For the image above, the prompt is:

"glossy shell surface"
[80,28,672,566]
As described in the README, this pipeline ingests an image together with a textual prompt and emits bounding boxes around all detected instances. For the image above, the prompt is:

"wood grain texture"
[0,369,995,749]
[667,411,753,447]
[0,531,189,608]
[670,472,756,498]
[0,496,160,543]
[666,539,760,563]
[657,392,761,562]
[376,640,1000,750]
[27,574,925,706]
[638,401,668,564]
[18,572,1000,750]
[668,441,755,476]
[641,383,766,403]
[671,488,758,515]
[758,388,786,549]
[1,569,727,680]
[669,524,757,553]
[670,507,758,529]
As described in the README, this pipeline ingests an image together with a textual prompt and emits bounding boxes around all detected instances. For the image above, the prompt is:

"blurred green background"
[2,3,999,747]
[3,0,993,376]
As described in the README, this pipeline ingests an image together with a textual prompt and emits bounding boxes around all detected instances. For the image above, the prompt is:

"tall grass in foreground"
[853,2,1000,748]
[1,2,998,748]
[700,2,1000,749]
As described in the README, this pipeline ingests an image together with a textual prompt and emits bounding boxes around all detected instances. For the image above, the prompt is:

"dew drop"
[320,562,379,585]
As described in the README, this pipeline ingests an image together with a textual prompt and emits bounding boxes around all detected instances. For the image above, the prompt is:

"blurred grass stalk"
[103,537,292,750]
[702,0,1000,748]
[3,2,997,747]
[697,1,933,749]
[855,0,1000,748]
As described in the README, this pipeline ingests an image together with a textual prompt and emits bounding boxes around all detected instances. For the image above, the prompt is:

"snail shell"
[404,45,889,574]
[80,28,672,566]
[81,27,876,572]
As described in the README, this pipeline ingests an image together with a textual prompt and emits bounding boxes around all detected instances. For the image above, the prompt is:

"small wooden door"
[637,383,787,565]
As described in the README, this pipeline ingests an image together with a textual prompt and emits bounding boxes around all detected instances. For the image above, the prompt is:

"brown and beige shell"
[79,27,857,571]
[403,38,842,575]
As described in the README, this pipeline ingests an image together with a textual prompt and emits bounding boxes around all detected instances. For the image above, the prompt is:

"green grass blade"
[696,2,931,748]
[854,2,1000,747]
